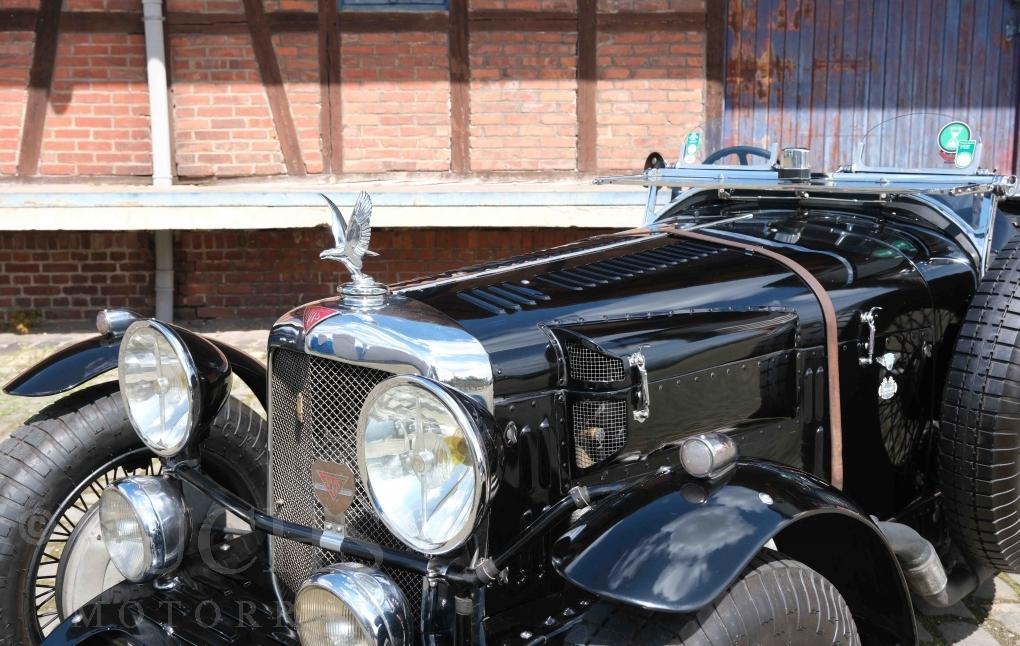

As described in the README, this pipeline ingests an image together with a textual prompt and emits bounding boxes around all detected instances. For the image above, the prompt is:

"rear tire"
[940,236,1020,572]
[0,382,267,645]
[564,550,860,645]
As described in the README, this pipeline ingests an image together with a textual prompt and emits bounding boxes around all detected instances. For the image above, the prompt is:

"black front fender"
[551,460,915,643]
[3,328,267,411]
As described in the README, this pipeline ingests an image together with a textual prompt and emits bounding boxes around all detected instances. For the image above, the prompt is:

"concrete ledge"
[0,183,647,230]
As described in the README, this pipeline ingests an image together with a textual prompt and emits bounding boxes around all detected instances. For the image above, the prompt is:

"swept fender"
[3,330,268,411]
[552,460,915,643]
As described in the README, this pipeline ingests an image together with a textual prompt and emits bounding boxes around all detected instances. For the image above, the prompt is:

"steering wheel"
[702,145,772,166]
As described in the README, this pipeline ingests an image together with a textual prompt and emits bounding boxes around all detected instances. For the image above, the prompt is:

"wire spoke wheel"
[29,448,161,639]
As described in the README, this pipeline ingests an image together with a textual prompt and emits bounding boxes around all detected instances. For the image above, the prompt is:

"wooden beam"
[449,0,470,174]
[241,0,305,176]
[3,9,145,32]
[17,0,62,178]
[598,11,704,32]
[469,10,576,32]
[166,12,248,34]
[703,0,726,128]
[340,12,446,33]
[319,0,342,174]
[269,11,319,32]
[576,0,597,173]
[0,10,39,31]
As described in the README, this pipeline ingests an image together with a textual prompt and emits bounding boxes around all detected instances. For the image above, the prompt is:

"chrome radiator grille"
[572,399,628,468]
[269,349,423,619]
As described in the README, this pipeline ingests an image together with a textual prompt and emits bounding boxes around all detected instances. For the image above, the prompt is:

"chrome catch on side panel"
[859,307,882,367]
[629,350,650,423]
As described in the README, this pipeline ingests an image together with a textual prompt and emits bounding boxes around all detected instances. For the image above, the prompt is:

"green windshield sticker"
[955,140,977,169]
[938,121,972,154]
[682,132,702,164]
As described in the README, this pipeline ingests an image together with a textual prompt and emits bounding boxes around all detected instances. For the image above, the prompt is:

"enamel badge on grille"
[311,459,355,522]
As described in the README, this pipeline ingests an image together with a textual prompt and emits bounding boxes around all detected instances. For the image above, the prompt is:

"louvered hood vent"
[456,240,722,315]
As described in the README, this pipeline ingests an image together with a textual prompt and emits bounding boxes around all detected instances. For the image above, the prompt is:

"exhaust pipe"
[877,521,979,608]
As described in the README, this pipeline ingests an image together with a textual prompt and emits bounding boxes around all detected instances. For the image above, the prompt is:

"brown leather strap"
[666,226,844,489]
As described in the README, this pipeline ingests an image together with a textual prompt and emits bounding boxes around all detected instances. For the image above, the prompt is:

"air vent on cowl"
[572,399,628,468]
[565,341,626,383]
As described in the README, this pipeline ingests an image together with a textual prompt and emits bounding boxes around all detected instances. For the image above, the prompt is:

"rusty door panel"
[724,0,1020,173]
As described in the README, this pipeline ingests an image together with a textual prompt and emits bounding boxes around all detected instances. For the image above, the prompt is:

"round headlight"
[295,563,411,646]
[98,476,189,582]
[358,376,493,554]
[119,320,200,457]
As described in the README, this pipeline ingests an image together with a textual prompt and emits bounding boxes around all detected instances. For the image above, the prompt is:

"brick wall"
[170,32,288,178]
[341,32,452,173]
[39,33,152,176]
[0,0,710,179]
[172,226,610,320]
[469,30,578,172]
[0,227,611,325]
[596,30,705,170]
[0,232,155,322]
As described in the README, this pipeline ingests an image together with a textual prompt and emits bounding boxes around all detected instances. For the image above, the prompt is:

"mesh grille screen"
[572,399,628,468]
[565,342,625,382]
[269,350,423,622]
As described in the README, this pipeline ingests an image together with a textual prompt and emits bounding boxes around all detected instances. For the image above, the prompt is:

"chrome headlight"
[118,320,231,457]
[295,563,411,646]
[358,376,494,554]
[98,476,189,582]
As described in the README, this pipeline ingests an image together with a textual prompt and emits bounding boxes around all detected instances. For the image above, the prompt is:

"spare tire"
[941,235,1020,572]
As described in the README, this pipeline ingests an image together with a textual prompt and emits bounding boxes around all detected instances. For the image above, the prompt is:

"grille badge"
[311,459,356,523]
[295,392,305,425]
[303,305,339,331]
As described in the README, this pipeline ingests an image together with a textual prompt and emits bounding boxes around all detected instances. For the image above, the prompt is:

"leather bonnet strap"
[665,226,845,490]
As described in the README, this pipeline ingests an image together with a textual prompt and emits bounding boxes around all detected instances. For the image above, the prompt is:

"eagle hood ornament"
[320,192,388,306]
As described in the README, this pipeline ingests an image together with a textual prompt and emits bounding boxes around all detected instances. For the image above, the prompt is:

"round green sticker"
[938,121,972,153]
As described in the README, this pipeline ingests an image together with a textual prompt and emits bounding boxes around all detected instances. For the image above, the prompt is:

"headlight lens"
[295,563,411,646]
[358,376,490,554]
[119,320,199,456]
[98,476,189,582]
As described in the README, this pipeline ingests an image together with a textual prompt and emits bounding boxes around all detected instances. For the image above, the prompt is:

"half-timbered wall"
[0,0,713,179]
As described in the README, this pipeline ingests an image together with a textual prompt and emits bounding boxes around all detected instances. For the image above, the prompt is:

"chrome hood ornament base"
[320,191,388,306]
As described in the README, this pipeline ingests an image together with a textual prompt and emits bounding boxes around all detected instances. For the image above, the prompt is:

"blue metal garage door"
[724,0,1020,173]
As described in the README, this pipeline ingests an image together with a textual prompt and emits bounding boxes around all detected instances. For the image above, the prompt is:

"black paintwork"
[550,459,915,643]
[170,325,235,446]
[4,332,268,411]
[38,192,1003,644]
[3,335,120,397]
[400,201,975,520]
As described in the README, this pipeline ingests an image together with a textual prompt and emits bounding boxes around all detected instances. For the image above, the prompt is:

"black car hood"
[397,211,967,399]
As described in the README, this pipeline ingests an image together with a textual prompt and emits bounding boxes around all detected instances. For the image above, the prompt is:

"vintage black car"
[2,114,1019,645]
